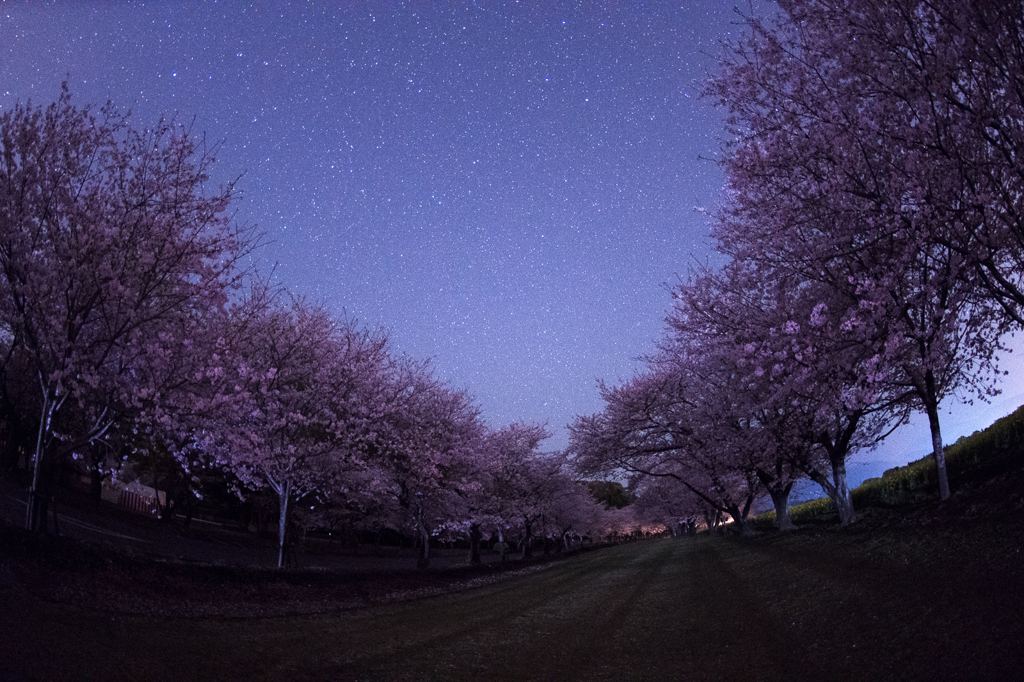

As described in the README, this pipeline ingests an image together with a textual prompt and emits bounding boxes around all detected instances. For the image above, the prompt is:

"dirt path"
[3,532,1022,680]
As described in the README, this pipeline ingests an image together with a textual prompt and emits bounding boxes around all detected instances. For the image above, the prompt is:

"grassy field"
[3,493,1023,681]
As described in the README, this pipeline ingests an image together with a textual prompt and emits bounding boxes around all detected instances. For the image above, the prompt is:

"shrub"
[789,497,837,524]
[750,511,778,532]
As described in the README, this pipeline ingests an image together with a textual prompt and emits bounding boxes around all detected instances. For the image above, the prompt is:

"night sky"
[3,2,1020,465]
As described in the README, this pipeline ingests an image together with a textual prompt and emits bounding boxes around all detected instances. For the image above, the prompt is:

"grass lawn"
[2,498,1023,681]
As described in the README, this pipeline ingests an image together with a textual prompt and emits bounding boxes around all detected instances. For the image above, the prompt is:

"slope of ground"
[2,477,1023,681]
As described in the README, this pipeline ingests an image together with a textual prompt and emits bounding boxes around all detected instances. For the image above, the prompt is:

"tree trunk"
[923,393,951,501]
[726,504,754,536]
[806,464,855,525]
[276,478,291,569]
[468,522,482,565]
[756,468,795,531]
[522,518,534,558]
[417,518,431,570]
[27,453,57,534]
[768,483,795,531]
[808,440,858,526]
[30,492,49,534]
[0,421,13,471]
[153,466,170,522]
[830,458,856,525]
[90,463,104,505]
[26,389,54,532]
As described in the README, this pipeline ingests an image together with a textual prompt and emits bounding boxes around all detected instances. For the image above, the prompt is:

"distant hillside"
[858,403,1024,504]
[763,404,1024,525]
[787,460,892,506]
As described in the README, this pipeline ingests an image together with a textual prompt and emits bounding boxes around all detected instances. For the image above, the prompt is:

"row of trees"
[0,87,654,568]
[569,0,1024,531]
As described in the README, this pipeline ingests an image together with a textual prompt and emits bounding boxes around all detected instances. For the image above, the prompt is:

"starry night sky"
[3,2,1020,463]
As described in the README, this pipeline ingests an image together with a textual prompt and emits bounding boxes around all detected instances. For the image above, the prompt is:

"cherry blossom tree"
[782,2,1024,328]
[677,258,920,524]
[569,362,765,535]
[213,296,391,568]
[655,315,805,532]
[628,476,704,536]
[483,422,550,555]
[706,1,1008,502]
[0,86,254,531]
[541,476,608,551]
[483,425,590,558]
[373,358,486,569]
[108,283,256,520]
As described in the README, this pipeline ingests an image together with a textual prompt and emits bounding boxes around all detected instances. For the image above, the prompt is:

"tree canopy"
[569,0,1023,527]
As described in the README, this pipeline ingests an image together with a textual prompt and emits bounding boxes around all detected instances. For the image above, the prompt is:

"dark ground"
[2,470,1024,681]
[0,476,505,572]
